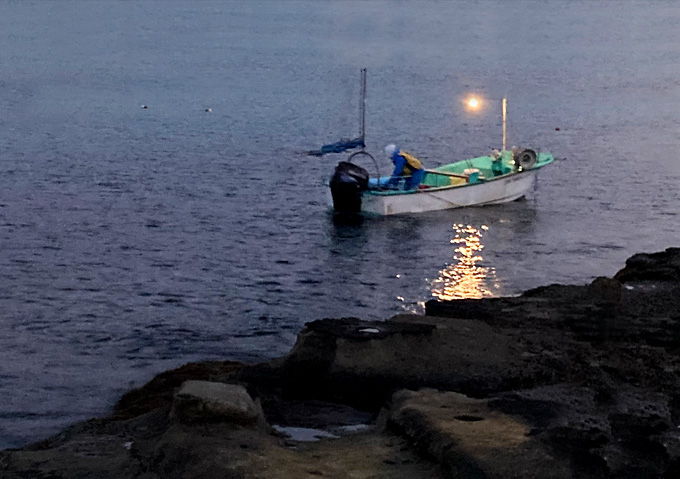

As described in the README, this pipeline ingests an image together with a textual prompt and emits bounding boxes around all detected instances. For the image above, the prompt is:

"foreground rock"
[2,247,680,478]
[389,389,573,478]
[170,380,266,426]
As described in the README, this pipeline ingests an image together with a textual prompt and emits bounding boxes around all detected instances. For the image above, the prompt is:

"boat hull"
[359,169,538,216]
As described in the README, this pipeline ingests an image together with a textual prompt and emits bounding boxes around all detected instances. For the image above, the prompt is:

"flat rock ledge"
[170,380,266,426]
[2,247,680,478]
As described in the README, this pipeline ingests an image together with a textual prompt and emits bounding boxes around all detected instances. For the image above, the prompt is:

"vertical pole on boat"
[360,68,367,147]
[502,97,507,151]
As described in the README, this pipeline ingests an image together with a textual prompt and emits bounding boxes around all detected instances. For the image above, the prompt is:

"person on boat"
[384,144,425,190]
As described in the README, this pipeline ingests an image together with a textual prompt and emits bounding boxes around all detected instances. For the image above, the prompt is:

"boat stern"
[328,161,370,213]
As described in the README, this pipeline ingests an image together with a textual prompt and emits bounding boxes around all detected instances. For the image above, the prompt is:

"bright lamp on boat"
[464,94,508,151]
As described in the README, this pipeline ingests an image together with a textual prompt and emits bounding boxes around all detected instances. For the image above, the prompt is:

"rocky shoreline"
[2,248,680,478]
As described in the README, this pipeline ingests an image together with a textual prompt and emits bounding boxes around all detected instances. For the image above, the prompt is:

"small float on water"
[312,69,556,216]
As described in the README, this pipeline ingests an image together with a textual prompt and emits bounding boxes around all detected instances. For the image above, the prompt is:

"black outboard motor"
[329,161,369,213]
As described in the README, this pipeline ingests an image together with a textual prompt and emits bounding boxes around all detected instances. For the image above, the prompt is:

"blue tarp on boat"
[308,137,365,156]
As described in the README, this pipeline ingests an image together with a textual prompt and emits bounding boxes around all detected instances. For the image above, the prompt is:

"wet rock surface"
[2,247,680,478]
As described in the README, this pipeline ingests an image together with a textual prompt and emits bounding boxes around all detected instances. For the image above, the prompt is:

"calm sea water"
[1,0,678,448]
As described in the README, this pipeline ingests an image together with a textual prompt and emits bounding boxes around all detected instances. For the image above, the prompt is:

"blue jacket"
[387,150,424,189]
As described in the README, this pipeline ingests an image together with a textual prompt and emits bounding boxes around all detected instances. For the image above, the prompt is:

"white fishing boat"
[328,148,554,216]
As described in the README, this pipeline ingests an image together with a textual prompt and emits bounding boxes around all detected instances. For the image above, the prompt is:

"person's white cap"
[384,144,397,157]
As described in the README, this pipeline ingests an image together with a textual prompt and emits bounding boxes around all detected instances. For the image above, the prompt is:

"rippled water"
[1,0,678,448]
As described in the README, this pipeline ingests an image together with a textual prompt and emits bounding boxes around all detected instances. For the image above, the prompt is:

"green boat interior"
[368,150,554,195]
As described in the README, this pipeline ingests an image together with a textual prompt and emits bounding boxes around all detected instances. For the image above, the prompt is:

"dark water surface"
[1,0,679,448]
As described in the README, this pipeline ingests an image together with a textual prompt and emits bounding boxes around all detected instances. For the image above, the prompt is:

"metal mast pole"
[502,97,507,151]
[360,68,367,146]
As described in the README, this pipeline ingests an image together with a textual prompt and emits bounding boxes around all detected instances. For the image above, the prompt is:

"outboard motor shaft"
[329,161,369,213]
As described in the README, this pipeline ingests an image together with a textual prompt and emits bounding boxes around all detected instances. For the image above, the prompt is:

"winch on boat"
[512,148,537,170]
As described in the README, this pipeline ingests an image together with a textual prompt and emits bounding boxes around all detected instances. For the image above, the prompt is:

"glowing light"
[467,97,480,109]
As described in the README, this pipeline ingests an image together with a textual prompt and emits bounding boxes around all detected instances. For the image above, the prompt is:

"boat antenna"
[359,68,367,148]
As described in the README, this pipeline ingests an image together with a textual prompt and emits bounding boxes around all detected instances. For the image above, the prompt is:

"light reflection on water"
[431,223,498,300]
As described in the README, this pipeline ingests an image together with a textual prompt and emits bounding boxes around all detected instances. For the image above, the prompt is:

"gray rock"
[615,247,680,283]
[281,315,531,408]
[491,384,611,448]
[588,276,622,306]
[170,381,264,426]
[389,388,574,479]
[609,388,671,438]
[658,429,680,476]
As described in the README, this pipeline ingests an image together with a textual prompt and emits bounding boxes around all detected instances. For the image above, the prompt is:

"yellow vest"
[398,151,423,174]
